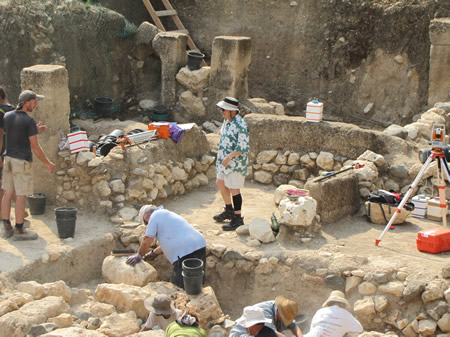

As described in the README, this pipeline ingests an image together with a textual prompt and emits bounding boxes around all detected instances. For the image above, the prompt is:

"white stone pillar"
[429,18,450,105]
[152,32,188,107]
[20,65,70,202]
[208,36,252,120]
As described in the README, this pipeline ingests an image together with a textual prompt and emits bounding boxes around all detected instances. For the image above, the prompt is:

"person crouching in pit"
[126,205,206,289]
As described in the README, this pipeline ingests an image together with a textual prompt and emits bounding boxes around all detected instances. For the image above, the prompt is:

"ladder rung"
[156,9,177,17]
[170,29,189,34]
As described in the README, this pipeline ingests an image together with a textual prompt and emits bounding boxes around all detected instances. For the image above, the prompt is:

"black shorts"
[171,247,206,288]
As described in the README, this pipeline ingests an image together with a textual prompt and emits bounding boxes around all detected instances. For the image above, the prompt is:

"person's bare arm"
[290,325,303,337]
[30,135,55,173]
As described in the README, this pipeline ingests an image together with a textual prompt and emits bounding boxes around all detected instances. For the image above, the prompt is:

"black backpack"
[367,190,400,205]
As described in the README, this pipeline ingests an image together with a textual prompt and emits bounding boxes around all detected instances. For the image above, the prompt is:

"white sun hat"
[216,97,239,111]
[236,306,272,328]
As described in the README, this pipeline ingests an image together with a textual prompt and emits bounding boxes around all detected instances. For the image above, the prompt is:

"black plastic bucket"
[182,271,204,295]
[94,97,113,117]
[187,51,204,71]
[55,207,77,238]
[152,105,170,121]
[27,193,47,215]
[182,258,204,277]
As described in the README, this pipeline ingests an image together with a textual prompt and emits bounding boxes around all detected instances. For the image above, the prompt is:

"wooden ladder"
[142,0,200,52]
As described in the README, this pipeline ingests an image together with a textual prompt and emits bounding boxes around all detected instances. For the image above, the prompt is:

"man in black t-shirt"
[2,90,56,240]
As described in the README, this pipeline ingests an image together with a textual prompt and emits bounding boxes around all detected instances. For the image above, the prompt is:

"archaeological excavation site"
[1,0,450,336]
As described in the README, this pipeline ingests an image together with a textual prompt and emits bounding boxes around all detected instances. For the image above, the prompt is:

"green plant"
[118,20,138,40]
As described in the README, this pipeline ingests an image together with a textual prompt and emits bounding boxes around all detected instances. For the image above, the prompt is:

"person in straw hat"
[230,296,303,337]
[141,294,182,331]
[213,97,249,231]
[304,290,362,337]
[235,306,277,337]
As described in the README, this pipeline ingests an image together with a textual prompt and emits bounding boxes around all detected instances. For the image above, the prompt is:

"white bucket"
[306,100,323,122]
[411,195,428,218]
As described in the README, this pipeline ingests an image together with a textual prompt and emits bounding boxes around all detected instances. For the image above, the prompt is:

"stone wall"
[54,126,215,222]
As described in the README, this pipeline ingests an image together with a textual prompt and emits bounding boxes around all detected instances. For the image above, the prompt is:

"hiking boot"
[2,224,14,239]
[222,214,244,231]
[213,207,234,222]
[12,227,38,241]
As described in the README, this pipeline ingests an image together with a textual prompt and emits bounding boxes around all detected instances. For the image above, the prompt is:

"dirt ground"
[1,180,448,286]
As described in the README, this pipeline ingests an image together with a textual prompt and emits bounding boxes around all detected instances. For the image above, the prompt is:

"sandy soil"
[0,180,448,285]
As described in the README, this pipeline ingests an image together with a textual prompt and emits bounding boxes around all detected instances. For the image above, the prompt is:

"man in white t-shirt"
[304,291,363,337]
[126,205,206,289]
[142,294,182,332]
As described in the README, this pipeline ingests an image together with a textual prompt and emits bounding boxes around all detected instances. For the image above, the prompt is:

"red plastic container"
[416,227,450,254]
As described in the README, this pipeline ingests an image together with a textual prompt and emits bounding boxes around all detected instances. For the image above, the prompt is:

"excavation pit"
[1,181,449,336]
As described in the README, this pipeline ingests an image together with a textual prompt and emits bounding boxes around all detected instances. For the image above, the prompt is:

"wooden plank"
[156,9,177,17]
[142,0,166,31]
[170,29,189,34]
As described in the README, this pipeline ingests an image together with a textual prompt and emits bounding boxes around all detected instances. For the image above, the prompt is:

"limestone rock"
[438,313,450,332]
[422,280,445,303]
[274,184,297,205]
[94,283,151,320]
[41,327,108,336]
[16,281,45,300]
[279,197,317,227]
[185,286,225,329]
[256,150,278,164]
[384,124,408,139]
[176,66,210,91]
[76,151,95,165]
[236,223,250,235]
[316,151,334,171]
[418,319,437,336]
[357,150,385,167]
[118,207,139,222]
[354,297,376,316]
[179,91,206,117]
[98,311,140,337]
[43,281,72,302]
[248,218,275,243]
[48,313,73,329]
[379,281,404,297]
[102,256,158,287]
[0,296,71,337]
[345,276,362,293]
[93,180,111,198]
[254,170,273,184]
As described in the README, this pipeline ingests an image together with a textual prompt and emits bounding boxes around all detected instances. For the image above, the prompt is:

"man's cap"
[322,290,351,311]
[217,97,239,111]
[144,294,176,315]
[236,306,272,328]
[138,204,164,224]
[275,296,299,326]
[17,90,44,108]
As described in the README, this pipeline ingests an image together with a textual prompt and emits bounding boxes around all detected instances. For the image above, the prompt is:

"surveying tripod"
[375,124,450,246]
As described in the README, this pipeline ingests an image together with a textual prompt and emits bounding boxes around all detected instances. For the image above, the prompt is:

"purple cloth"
[170,125,185,143]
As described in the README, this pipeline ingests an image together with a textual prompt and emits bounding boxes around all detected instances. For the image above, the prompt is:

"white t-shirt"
[304,306,363,337]
[145,210,206,263]
[144,309,182,330]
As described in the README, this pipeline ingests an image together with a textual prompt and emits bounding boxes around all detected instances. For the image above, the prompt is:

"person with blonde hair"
[304,291,363,337]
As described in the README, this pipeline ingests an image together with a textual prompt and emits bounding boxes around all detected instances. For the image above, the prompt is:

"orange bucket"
[148,123,170,139]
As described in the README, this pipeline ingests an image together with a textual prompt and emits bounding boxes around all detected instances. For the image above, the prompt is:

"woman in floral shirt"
[213,97,249,231]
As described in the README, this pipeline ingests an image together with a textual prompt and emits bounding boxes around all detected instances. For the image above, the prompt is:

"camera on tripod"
[419,124,450,163]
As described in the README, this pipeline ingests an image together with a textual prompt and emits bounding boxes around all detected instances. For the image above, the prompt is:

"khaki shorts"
[217,172,245,189]
[2,157,33,196]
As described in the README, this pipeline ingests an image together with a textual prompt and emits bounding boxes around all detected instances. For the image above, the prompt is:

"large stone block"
[102,256,158,287]
[305,173,360,225]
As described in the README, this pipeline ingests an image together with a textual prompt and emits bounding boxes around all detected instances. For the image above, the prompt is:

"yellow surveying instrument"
[376,124,450,246]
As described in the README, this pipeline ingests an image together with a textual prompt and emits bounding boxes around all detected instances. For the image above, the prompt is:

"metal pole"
[375,154,435,246]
